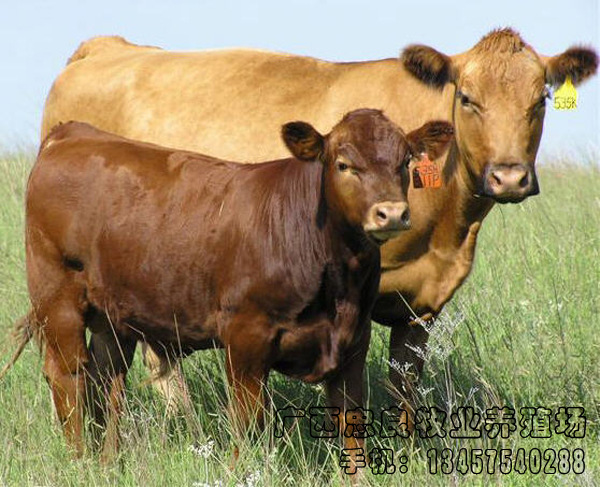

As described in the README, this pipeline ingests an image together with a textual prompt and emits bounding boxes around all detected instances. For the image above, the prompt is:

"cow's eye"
[337,162,349,172]
[457,91,472,107]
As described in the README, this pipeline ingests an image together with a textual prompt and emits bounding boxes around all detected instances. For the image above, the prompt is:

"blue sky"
[0,0,597,157]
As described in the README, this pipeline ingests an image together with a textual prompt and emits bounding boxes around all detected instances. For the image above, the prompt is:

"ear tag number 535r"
[553,76,577,111]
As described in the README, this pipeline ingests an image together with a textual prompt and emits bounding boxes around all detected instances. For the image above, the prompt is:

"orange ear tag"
[413,153,442,189]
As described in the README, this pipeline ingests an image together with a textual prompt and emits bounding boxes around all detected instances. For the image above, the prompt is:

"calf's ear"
[406,121,454,160]
[543,46,598,86]
[401,45,455,89]
[282,122,325,161]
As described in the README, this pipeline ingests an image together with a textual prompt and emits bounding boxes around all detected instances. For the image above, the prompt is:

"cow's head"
[282,109,454,244]
[402,28,598,203]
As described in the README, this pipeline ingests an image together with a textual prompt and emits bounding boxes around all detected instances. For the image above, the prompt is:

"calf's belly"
[85,301,221,355]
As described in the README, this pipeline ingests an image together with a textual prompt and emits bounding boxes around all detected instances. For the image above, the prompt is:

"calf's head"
[402,28,598,203]
[282,109,454,244]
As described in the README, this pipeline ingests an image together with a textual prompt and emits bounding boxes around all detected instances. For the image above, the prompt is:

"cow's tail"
[0,313,35,380]
[67,36,159,65]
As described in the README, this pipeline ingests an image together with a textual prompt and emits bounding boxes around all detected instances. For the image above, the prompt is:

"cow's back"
[42,37,452,161]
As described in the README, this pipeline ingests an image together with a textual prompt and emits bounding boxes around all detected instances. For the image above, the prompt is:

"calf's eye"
[337,162,349,172]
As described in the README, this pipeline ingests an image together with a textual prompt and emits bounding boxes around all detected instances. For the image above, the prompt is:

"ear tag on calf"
[553,76,577,111]
[413,153,442,189]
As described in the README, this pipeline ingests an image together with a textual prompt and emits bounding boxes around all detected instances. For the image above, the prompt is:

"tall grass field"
[0,152,598,486]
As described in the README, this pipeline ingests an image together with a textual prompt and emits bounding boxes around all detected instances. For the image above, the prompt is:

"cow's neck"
[444,142,495,231]
[378,141,494,316]
[319,179,379,266]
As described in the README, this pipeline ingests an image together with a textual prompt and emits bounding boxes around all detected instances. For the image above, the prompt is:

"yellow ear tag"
[553,76,577,111]
[413,153,442,189]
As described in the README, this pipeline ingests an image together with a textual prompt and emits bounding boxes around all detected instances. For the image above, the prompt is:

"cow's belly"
[371,293,414,327]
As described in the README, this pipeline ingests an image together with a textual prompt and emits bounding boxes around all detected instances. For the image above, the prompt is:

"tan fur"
[471,28,526,54]
[67,35,155,64]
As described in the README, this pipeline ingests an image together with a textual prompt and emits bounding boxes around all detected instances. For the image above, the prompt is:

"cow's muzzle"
[363,201,410,244]
[482,163,539,204]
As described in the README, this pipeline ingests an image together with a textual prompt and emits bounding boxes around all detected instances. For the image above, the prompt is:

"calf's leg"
[326,323,371,476]
[36,287,89,456]
[27,227,90,454]
[222,315,272,452]
[86,313,136,462]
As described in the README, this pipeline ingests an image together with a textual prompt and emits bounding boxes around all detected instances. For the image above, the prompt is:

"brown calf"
[25,111,453,461]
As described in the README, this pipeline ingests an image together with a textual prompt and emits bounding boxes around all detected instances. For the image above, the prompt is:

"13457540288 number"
[426,448,585,475]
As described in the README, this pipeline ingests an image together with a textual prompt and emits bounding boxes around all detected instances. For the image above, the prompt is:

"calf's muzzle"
[363,201,410,243]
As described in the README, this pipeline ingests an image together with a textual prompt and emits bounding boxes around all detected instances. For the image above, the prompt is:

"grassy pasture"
[0,152,598,486]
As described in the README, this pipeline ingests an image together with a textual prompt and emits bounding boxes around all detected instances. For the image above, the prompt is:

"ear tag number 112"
[553,76,577,111]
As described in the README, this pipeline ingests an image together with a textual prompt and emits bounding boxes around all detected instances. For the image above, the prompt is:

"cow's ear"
[543,46,598,87]
[401,45,455,89]
[406,121,454,160]
[282,121,324,161]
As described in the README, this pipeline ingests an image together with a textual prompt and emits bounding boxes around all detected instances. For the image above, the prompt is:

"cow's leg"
[389,322,430,429]
[222,316,272,452]
[326,324,371,477]
[140,343,193,418]
[85,314,136,463]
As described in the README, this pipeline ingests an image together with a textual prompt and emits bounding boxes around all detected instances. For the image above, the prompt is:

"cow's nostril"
[401,209,410,226]
[376,209,388,221]
[491,172,502,186]
[518,172,529,188]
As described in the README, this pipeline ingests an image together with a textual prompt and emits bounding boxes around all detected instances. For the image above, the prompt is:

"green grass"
[0,153,598,486]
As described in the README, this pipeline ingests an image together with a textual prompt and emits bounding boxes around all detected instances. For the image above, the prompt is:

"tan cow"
[39,28,597,418]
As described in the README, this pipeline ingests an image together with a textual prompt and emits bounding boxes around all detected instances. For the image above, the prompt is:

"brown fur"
[281,121,324,161]
[403,121,455,158]
[401,45,453,89]
[545,46,599,85]
[25,112,452,460]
